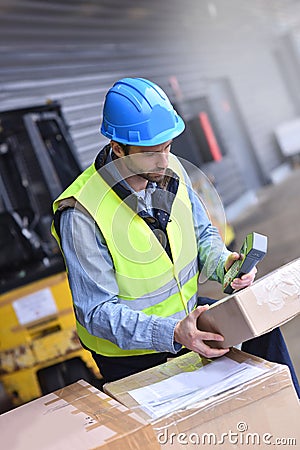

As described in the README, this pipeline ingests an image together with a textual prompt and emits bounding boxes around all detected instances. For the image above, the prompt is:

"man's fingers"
[198,330,225,342]
[175,306,230,359]
[192,305,210,318]
[232,266,257,289]
[229,252,240,261]
[241,267,257,280]
[225,252,240,271]
[196,342,230,359]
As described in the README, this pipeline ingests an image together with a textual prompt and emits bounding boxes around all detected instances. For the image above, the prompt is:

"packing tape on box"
[251,260,300,311]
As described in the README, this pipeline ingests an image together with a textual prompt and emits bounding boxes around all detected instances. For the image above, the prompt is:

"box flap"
[1,379,159,450]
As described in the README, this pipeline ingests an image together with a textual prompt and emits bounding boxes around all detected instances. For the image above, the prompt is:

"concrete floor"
[200,166,300,380]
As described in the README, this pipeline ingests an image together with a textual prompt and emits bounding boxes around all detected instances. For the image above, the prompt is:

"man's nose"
[156,151,169,168]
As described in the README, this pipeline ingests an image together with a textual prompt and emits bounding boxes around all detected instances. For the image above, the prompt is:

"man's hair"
[116,142,130,156]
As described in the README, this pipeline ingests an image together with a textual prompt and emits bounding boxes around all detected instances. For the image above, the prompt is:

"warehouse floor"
[200,165,300,380]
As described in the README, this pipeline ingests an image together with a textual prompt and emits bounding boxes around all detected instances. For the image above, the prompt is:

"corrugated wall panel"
[0,0,299,206]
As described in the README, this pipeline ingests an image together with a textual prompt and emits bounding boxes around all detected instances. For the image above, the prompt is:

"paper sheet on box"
[129,356,267,419]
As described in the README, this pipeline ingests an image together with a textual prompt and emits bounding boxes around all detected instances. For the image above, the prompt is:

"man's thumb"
[194,305,210,317]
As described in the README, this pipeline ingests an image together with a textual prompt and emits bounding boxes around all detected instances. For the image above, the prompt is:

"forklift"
[0,101,101,413]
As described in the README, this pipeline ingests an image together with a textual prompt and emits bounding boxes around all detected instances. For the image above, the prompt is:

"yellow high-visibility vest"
[52,156,199,356]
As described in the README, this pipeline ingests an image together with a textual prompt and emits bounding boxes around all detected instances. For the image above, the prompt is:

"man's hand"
[225,252,257,291]
[174,306,229,358]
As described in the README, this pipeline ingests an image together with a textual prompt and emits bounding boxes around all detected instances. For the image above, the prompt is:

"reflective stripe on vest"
[52,155,199,357]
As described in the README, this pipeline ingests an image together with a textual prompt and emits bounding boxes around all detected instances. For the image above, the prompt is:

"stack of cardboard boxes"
[104,349,299,449]
[1,258,300,449]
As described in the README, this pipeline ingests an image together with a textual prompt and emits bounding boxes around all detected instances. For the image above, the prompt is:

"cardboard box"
[1,379,159,450]
[104,349,300,449]
[197,257,300,348]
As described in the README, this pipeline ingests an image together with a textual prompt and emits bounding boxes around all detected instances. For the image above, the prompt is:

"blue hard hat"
[100,77,185,146]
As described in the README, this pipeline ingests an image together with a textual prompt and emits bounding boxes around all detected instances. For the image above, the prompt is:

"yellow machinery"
[0,273,100,409]
[0,102,101,412]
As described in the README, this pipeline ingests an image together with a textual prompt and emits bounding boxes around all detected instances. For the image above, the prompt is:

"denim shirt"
[59,152,230,354]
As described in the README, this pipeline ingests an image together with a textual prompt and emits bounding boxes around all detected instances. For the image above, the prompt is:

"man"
[52,77,256,383]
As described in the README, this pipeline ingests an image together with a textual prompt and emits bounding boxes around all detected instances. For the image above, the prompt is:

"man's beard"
[139,171,165,183]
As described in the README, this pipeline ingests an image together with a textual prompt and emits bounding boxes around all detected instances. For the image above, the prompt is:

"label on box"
[12,288,58,325]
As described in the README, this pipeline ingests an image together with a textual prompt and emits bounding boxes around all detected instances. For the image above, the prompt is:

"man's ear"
[111,141,125,157]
